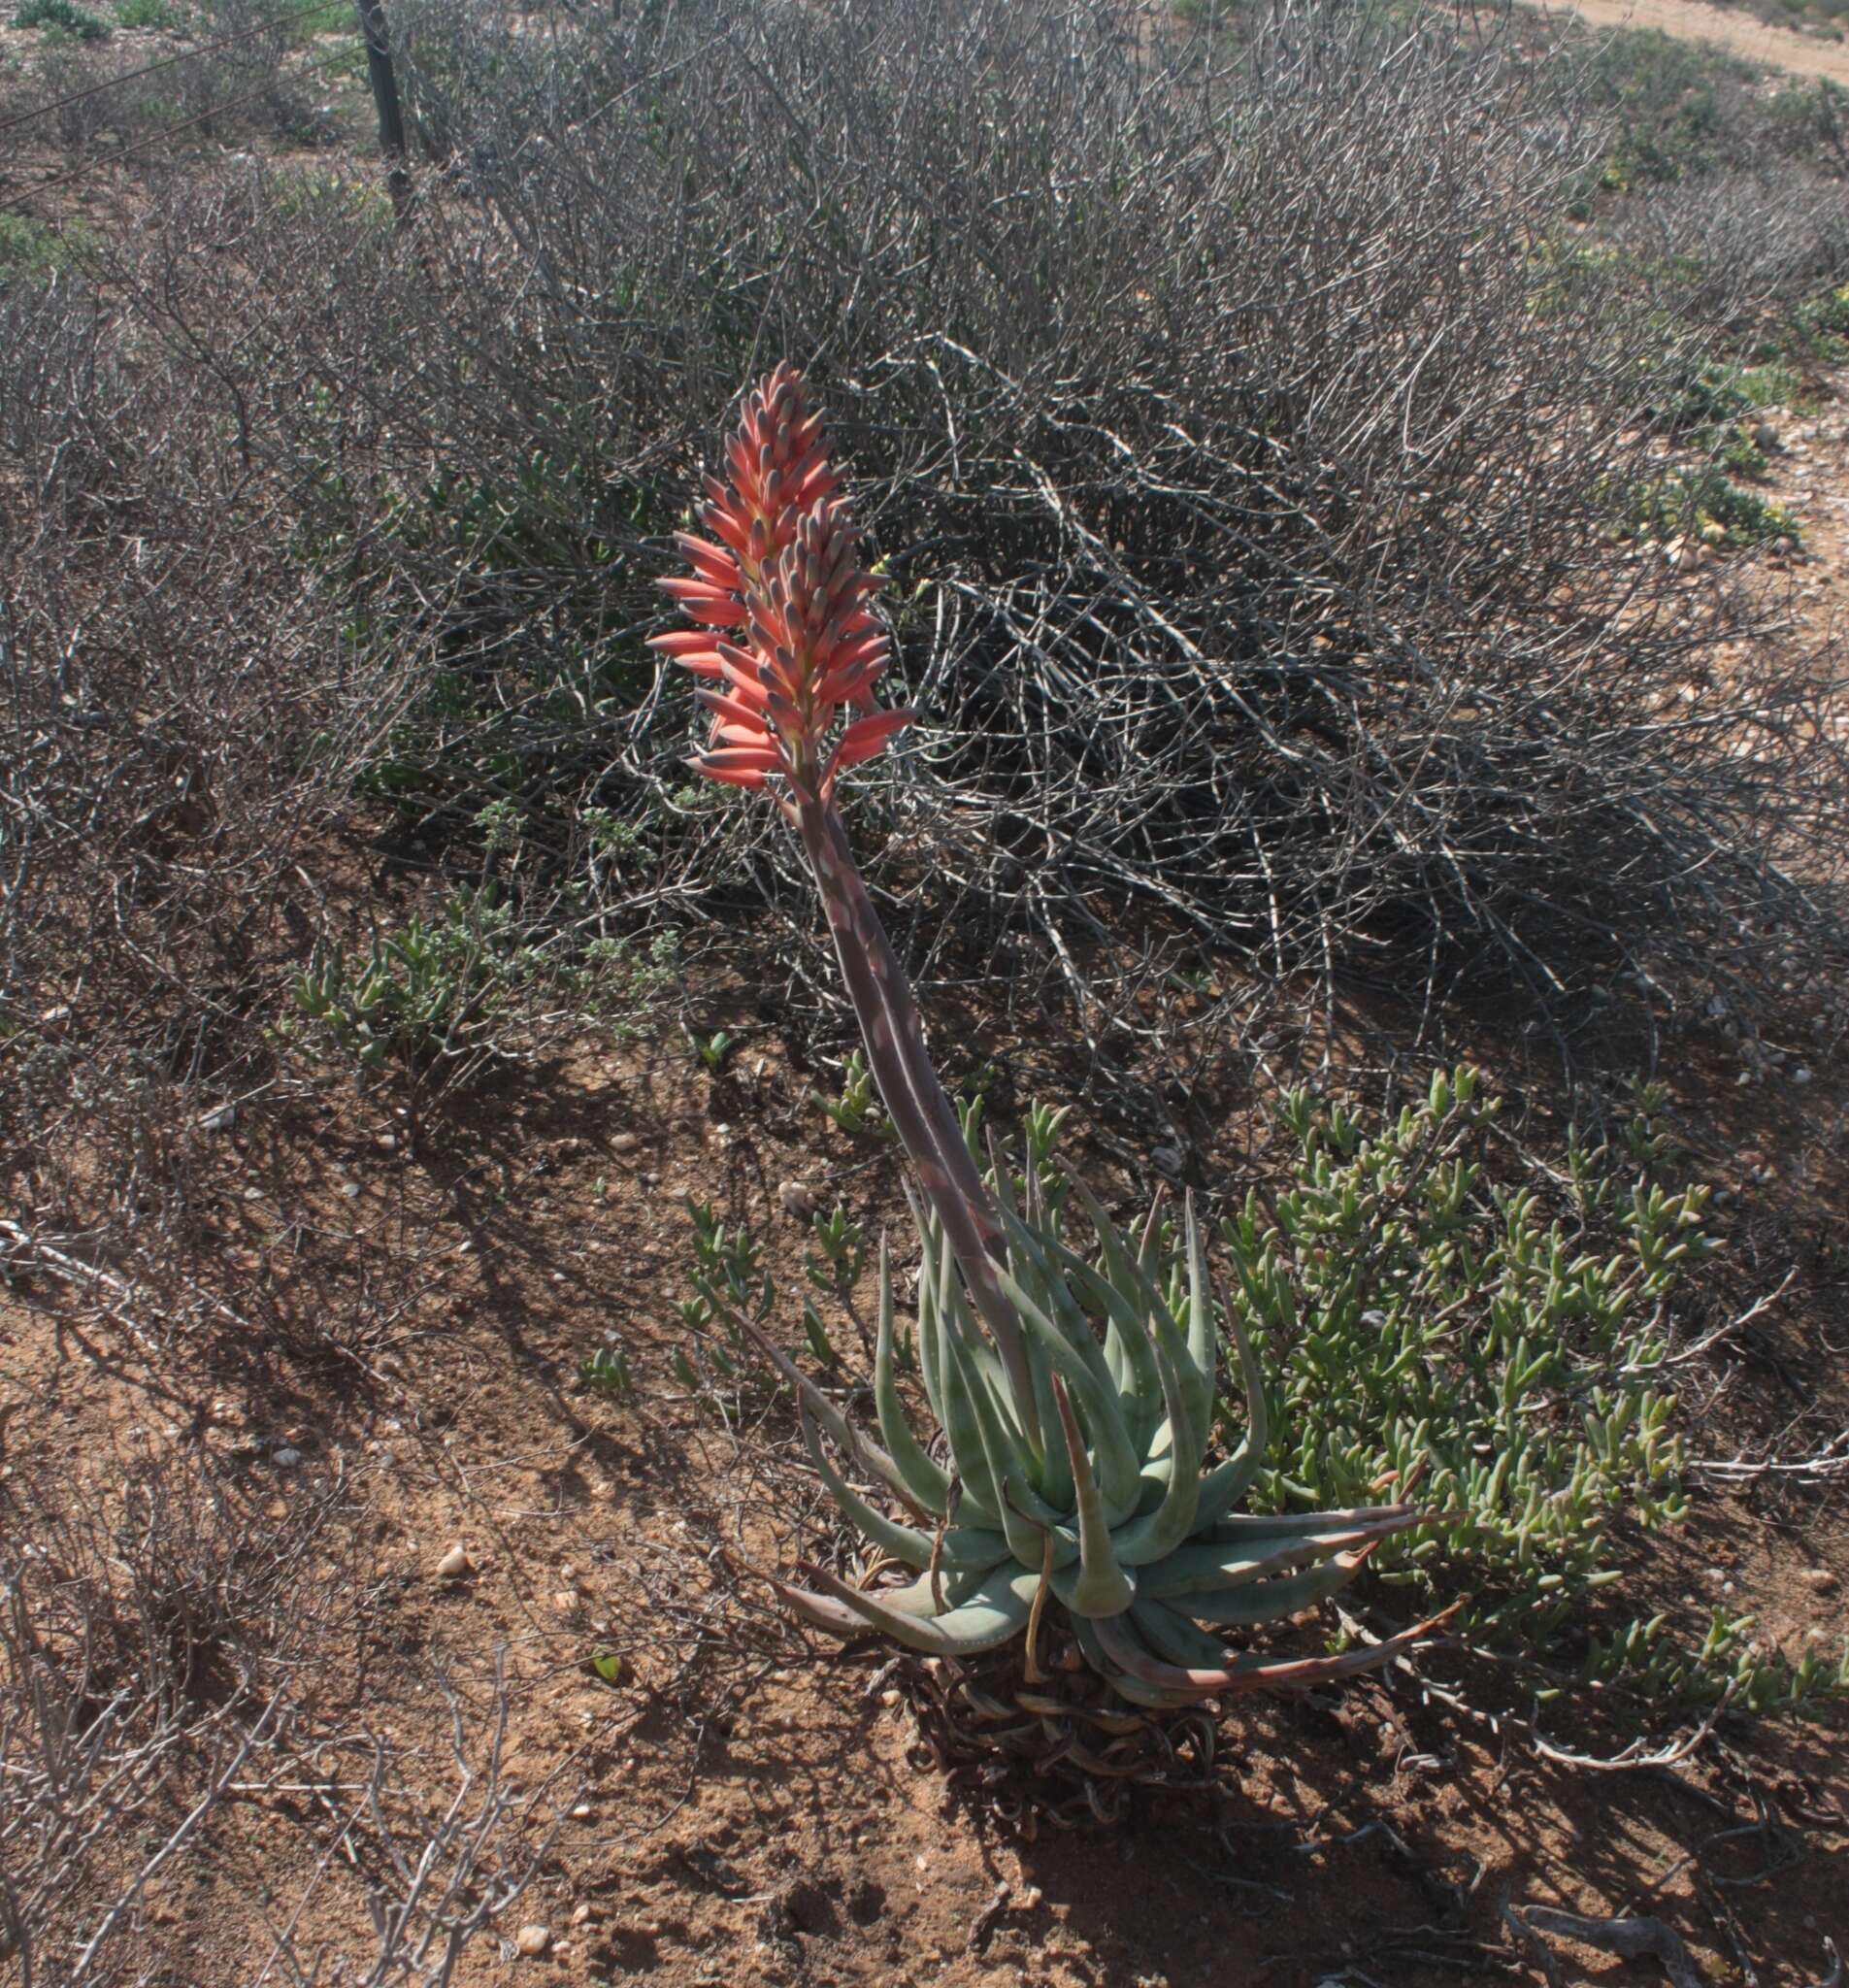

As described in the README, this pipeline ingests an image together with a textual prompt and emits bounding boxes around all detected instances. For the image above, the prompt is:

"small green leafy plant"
[15,0,111,36]
[687,1026,736,1074]
[579,1341,636,1401]
[291,889,522,1080]
[805,1205,865,1298]
[814,1048,888,1138]
[1220,1070,1845,1712]
[1621,465,1798,549]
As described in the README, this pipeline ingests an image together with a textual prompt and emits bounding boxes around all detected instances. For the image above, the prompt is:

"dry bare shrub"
[0,240,365,1261]
[0,0,336,166]
[1608,168,1849,345]
[251,1656,573,1988]
[0,1447,352,1984]
[5,0,1845,1121]
[274,0,1845,1032]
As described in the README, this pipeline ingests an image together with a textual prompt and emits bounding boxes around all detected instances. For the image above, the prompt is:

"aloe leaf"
[909,1190,946,1425]
[1092,1598,1463,1700]
[1144,1509,1428,1599]
[935,1294,1005,1528]
[1195,1285,1271,1527]
[725,1304,922,1515]
[795,1561,1040,1656]
[1030,1333,1072,1513]
[1177,1546,1377,1627]
[800,1409,1007,1576]
[1058,1249,1163,1447]
[774,1558,1000,1638]
[942,1265,1019,1434]
[993,1162,1066,1503]
[1132,1598,1238,1670]
[1207,1495,1425,1538]
[1060,1175,1167,1414]
[946,1314,1067,1568]
[990,1259,1141,1509]
[1070,1614,1195,1709]
[994,1208,1115,1386]
[873,1235,952,1517]
[1182,1192,1219,1407]
[1050,1375,1136,1618]
[1108,1333,1204,1568]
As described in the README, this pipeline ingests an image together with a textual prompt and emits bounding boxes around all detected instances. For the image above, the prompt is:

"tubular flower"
[647,363,913,802]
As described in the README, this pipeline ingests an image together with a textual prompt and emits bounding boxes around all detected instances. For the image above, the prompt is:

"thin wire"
[0,39,363,218]
[0,0,353,146]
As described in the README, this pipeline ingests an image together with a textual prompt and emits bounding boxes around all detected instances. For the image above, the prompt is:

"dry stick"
[1508,1906,1706,1988]
[71,1693,285,1981]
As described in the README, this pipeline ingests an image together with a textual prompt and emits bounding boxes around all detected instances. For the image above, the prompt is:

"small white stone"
[611,1131,639,1153]
[437,1543,472,1579]
[272,1446,302,1469]
[200,1103,237,1132]
[513,1923,551,1958]
[778,1178,821,1217]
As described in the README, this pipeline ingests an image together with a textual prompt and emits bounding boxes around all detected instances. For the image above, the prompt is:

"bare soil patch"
[1536,0,1849,82]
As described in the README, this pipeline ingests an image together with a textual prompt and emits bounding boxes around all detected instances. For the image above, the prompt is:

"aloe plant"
[652,367,1454,1709]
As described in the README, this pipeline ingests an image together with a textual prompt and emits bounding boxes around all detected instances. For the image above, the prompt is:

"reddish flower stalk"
[651,366,1038,1438]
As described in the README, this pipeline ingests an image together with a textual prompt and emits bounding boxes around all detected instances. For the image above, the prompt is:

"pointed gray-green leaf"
[874,1235,951,1518]
[989,1258,1141,1508]
[794,1561,1040,1656]
[1071,1171,1180,1351]
[995,1208,1114,1393]
[1055,1246,1162,1448]
[1177,1192,1219,1457]
[1093,1596,1463,1700]
[1109,1333,1204,1567]
[800,1408,1006,1576]
[934,1298,1005,1530]
[911,1194,946,1427]
[1143,1514,1420,1600]
[941,1266,1019,1431]
[1177,1547,1374,1628]
[1051,1375,1136,1618]
[1133,1598,1238,1670]
[947,1315,1065,1570]
[1064,1172,1200,1452]
[1031,1332,1072,1512]
[986,1132,1054,1363]
[1069,1613,1196,1709]
[1196,1282,1271,1528]
[1208,1495,1424,1539]
[725,1304,922,1516]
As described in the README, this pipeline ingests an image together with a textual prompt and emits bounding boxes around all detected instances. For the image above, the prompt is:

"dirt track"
[1539,0,1849,81]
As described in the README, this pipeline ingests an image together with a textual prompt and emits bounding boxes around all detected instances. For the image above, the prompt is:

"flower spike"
[649,364,913,805]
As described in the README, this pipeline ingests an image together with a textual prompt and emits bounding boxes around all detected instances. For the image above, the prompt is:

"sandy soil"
[1536,0,1849,83]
